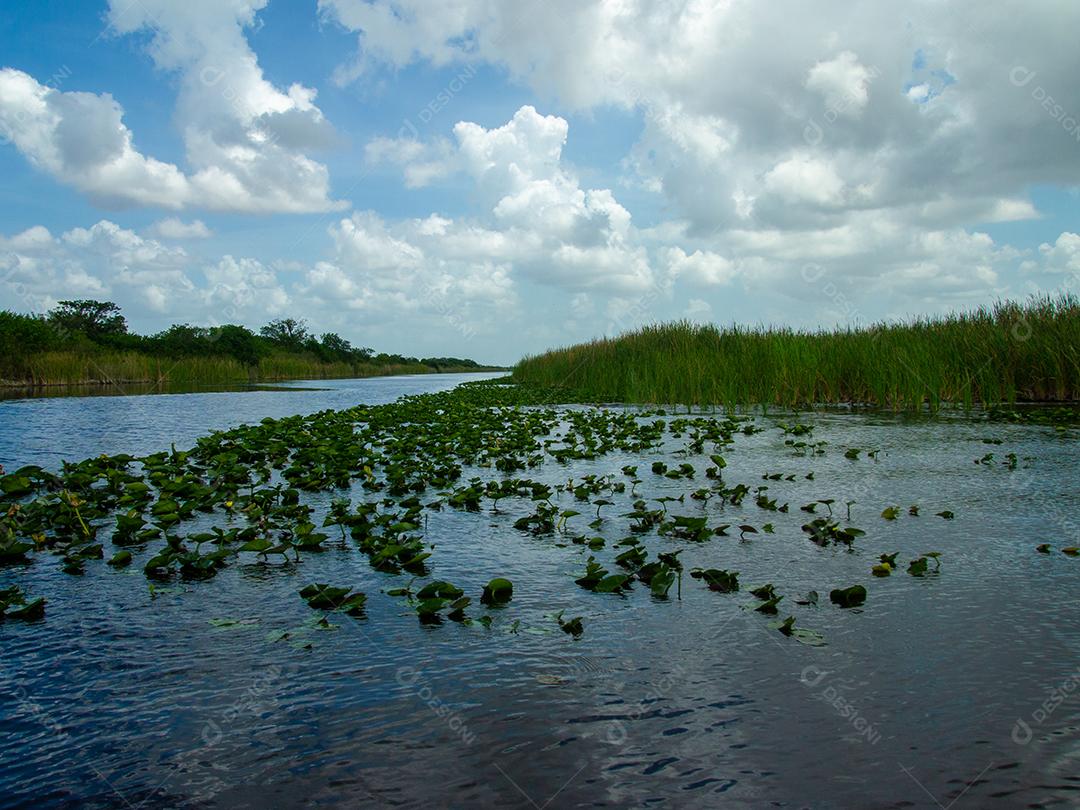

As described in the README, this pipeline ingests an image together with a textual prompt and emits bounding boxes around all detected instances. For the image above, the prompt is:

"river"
[1,375,1077,808]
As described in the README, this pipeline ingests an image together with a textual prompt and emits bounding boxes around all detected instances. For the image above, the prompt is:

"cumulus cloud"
[0,1,344,213]
[203,255,289,317]
[367,105,653,294]
[286,210,517,347]
[0,69,192,209]
[4,1,1078,360]
[322,0,1079,326]
[0,220,192,315]
[663,247,736,287]
[322,0,1080,216]
[1039,233,1080,276]
[147,218,213,239]
[0,219,290,325]
[103,0,345,213]
[805,51,876,117]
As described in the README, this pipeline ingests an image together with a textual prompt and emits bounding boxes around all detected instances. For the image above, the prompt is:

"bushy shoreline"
[0,350,501,390]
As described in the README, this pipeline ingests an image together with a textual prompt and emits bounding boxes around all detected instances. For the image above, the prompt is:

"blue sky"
[1,1,1078,365]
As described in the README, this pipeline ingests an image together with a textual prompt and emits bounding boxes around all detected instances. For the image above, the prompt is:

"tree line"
[0,300,485,371]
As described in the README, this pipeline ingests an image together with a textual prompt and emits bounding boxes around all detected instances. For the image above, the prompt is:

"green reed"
[513,295,1079,408]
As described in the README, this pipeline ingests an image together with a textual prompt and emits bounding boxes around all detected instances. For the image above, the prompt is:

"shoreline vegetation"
[0,301,502,390]
[513,295,1079,409]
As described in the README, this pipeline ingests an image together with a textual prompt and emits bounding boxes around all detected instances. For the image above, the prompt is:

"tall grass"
[256,352,432,380]
[2,350,453,388]
[513,295,1080,408]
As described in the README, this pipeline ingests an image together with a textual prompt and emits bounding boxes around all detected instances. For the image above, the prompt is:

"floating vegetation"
[748,583,783,614]
[691,568,740,593]
[801,518,866,547]
[555,611,584,638]
[0,378,993,652]
[829,585,867,608]
[480,578,513,606]
[908,553,943,576]
[773,615,826,646]
[299,584,367,615]
[0,585,45,621]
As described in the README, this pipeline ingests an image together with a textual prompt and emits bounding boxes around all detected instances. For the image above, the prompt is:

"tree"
[319,332,353,359]
[0,311,64,376]
[152,324,210,356]
[259,318,309,350]
[48,300,127,340]
[212,325,262,366]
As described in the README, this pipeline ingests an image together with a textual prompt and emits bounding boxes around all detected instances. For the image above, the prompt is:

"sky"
[1,1,1078,366]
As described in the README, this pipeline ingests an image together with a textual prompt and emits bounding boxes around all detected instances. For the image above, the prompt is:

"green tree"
[0,311,64,375]
[152,324,210,356]
[48,300,127,340]
[260,318,309,350]
[319,332,352,357]
[212,324,262,366]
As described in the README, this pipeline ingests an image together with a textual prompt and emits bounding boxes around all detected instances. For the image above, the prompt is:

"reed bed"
[2,351,444,388]
[513,295,1080,408]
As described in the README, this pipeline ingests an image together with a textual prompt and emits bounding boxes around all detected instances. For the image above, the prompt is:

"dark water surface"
[1,378,1078,809]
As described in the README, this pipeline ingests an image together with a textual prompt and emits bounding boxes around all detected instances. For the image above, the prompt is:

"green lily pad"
[480,577,513,605]
[829,585,866,608]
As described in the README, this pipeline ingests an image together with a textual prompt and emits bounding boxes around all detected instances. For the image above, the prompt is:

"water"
[0,373,503,471]
[1,380,1078,808]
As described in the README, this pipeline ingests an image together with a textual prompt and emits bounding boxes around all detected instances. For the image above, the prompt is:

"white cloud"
[685,298,713,322]
[0,0,345,213]
[367,105,654,294]
[147,218,213,239]
[663,247,736,286]
[297,210,519,324]
[763,155,846,206]
[203,255,289,316]
[0,219,294,326]
[806,51,876,117]
[0,220,193,316]
[0,69,192,209]
[1039,232,1080,275]
[327,0,1080,261]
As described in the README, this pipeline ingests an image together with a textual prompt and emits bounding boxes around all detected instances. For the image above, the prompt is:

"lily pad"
[691,568,739,593]
[481,577,514,605]
[829,585,866,608]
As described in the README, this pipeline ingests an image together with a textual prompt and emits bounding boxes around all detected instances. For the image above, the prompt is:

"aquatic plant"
[829,585,867,608]
[0,585,44,620]
[907,553,943,576]
[691,568,740,593]
[481,578,513,605]
[513,294,1080,408]
[0,376,981,652]
[555,611,584,638]
[299,584,367,615]
[772,615,826,646]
